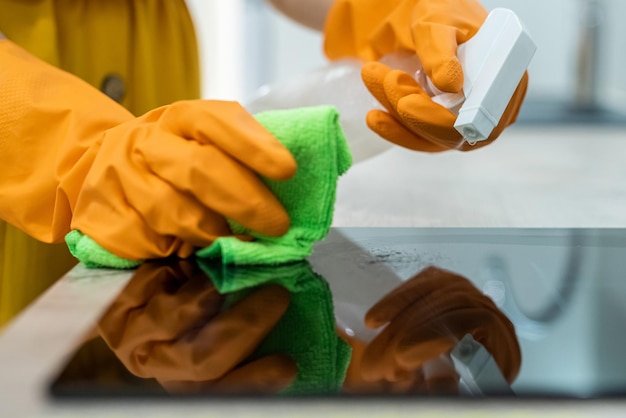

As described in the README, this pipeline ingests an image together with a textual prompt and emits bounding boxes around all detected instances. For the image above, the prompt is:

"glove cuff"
[0,40,133,242]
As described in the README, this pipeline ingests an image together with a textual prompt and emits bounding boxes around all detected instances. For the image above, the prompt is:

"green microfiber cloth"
[196,105,352,265]
[197,259,352,396]
[65,230,142,269]
[65,106,351,270]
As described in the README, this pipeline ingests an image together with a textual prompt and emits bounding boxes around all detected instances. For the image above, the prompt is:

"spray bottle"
[245,8,537,163]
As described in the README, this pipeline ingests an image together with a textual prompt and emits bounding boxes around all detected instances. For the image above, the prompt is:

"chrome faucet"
[574,0,604,111]
[477,0,625,124]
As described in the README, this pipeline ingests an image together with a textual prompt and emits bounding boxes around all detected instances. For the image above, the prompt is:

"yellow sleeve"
[0,0,201,328]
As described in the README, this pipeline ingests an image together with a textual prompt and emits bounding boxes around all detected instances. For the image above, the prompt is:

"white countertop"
[2,125,626,417]
[334,125,626,228]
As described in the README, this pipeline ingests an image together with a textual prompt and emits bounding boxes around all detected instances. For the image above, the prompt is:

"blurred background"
[186,0,626,124]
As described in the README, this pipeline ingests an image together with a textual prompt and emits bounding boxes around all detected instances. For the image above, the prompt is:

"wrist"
[323,0,403,61]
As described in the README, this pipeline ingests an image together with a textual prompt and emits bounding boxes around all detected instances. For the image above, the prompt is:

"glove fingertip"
[364,308,387,329]
[268,354,298,381]
[361,61,392,79]
[430,57,464,93]
[366,111,418,148]
[385,69,421,88]
[274,202,293,236]
[263,283,292,304]
[361,62,393,105]
[367,111,449,153]
[228,185,292,238]
[264,148,298,181]
[258,212,291,237]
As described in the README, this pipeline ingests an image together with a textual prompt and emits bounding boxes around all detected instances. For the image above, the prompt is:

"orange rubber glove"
[97,261,297,395]
[351,266,521,393]
[324,0,529,151]
[0,41,296,260]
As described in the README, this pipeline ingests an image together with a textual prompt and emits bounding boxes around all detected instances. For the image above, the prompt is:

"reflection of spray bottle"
[245,8,536,163]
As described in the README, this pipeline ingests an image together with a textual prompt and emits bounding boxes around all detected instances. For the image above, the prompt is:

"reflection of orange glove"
[339,326,457,395]
[353,266,520,393]
[97,261,297,395]
[0,41,296,260]
[324,0,529,152]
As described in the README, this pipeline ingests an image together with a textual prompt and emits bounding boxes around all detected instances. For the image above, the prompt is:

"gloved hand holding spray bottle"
[246,8,537,163]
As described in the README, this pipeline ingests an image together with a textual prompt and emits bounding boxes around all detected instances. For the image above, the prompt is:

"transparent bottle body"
[244,54,443,164]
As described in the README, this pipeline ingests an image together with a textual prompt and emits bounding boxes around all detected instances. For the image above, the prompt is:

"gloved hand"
[323,0,529,151]
[0,41,296,261]
[97,261,297,395]
[345,266,521,394]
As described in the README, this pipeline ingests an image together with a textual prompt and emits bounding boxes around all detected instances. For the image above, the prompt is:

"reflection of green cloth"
[198,259,351,395]
[197,106,352,265]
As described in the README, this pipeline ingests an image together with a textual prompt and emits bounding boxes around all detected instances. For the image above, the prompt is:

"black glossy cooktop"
[49,228,626,399]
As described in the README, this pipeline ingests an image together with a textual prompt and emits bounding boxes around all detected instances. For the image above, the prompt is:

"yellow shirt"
[0,0,201,327]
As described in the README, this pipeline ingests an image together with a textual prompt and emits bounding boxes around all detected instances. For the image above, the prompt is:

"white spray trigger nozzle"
[452,8,537,144]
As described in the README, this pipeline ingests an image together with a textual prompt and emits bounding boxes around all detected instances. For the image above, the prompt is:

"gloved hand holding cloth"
[323,0,529,151]
[198,106,352,266]
[66,104,351,268]
[0,40,296,266]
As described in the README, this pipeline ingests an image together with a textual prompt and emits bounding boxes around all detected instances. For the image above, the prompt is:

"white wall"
[479,0,626,112]
[186,0,325,102]
[187,0,626,113]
